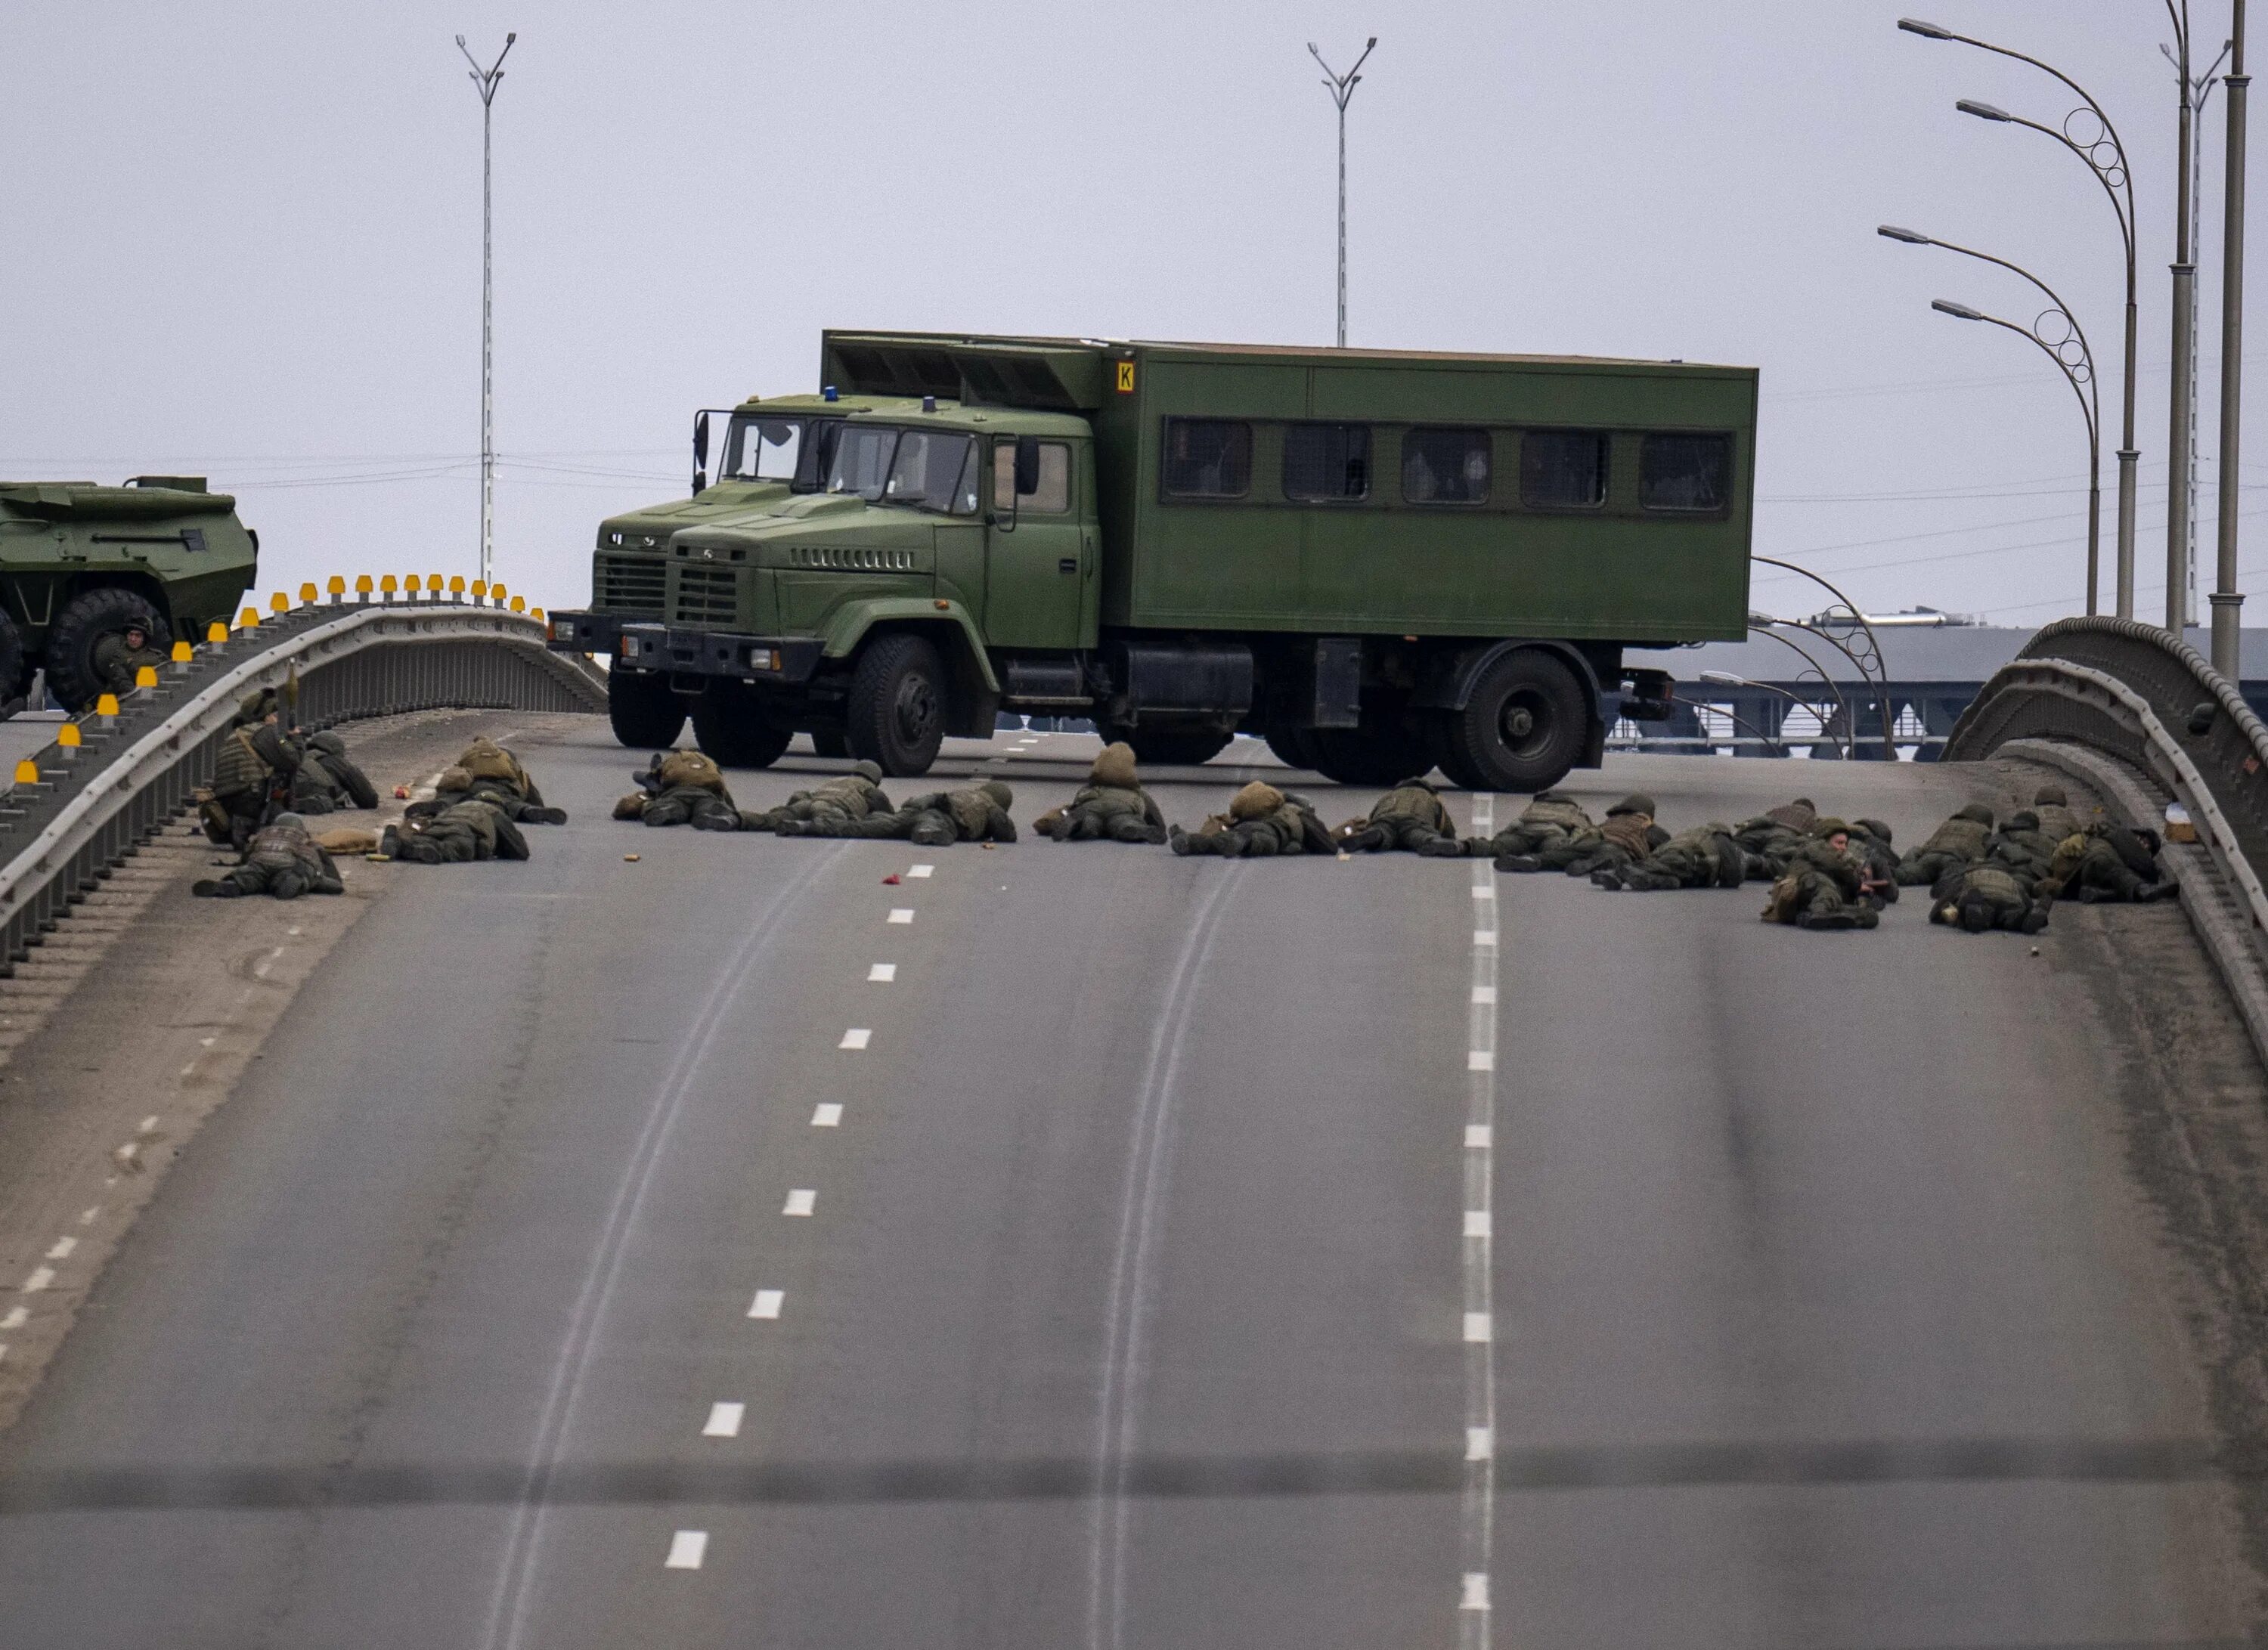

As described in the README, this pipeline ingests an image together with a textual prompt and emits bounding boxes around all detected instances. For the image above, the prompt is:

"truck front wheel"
[1439,649,1589,792]
[846,633,947,776]
[692,681,793,768]
[608,668,686,750]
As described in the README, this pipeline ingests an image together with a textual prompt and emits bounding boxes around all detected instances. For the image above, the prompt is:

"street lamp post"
[1307,36,1376,349]
[457,32,516,590]
[1901,18,2141,619]
[2217,0,2253,679]
[1879,227,2104,614]
[2167,0,2198,634]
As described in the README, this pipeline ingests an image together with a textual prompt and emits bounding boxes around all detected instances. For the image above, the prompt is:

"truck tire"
[0,611,26,717]
[845,633,947,776]
[608,668,686,750]
[1264,726,1321,770]
[45,586,169,711]
[1439,648,1589,793]
[1117,724,1232,767]
[692,682,793,769]
[1307,726,1423,787]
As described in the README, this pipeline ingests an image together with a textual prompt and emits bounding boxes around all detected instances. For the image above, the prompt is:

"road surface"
[0,724,2256,1648]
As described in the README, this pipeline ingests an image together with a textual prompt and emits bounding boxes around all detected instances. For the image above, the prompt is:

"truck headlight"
[746,647,780,672]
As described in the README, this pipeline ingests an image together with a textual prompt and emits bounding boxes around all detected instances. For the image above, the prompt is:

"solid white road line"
[1461,791,1502,1648]
[748,1289,785,1320]
[811,1104,843,1128]
[867,963,897,982]
[838,1027,871,1050]
[782,1189,816,1218]
[664,1531,708,1570]
[702,1402,745,1438]
[888,908,915,924]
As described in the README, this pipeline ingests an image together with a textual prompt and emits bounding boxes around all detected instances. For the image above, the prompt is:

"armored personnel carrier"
[0,476,259,711]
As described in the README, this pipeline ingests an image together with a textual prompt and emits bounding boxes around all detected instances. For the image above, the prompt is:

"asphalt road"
[0,726,2254,1648]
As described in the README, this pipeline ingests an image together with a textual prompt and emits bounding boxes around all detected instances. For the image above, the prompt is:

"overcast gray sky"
[2,2,2254,630]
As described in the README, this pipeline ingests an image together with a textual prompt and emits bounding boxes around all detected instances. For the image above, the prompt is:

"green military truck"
[548,333,1756,791]
[0,477,259,711]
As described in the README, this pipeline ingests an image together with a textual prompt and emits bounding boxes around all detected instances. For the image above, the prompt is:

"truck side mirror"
[1014,434,1043,497]
[691,412,711,497]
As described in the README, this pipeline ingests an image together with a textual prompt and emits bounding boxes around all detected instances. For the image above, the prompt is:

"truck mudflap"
[615,624,823,683]
[544,610,623,655]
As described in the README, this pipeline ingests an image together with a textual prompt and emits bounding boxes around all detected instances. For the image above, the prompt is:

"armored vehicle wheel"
[1306,726,1421,788]
[846,633,947,777]
[0,611,26,717]
[45,586,169,711]
[1439,648,1588,793]
[607,668,686,750]
[692,683,793,769]
[1117,724,1232,767]
[810,729,850,759]
[1263,726,1321,771]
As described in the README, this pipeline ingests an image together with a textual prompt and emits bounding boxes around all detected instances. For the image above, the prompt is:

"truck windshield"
[720,416,807,484]
[827,426,979,515]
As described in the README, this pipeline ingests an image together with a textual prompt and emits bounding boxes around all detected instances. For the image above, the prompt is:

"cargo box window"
[1641,433,1733,512]
[1402,427,1491,504]
[1520,431,1609,509]
[1160,419,1253,499]
[993,439,1072,513]
[1282,423,1371,502]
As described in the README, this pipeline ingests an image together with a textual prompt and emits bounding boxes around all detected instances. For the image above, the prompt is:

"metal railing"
[0,600,604,973]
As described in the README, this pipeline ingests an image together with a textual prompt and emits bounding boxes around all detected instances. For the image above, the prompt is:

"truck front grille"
[672,565,739,624]
[596,553,665,618]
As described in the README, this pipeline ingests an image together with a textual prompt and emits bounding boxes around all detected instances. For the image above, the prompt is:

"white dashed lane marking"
[702,1402,745,1438]
[838,1028,871,1051]
[1,1307,26,1330]
[888,908,915,924]
[748,1289,785,1320]
[1467,1051,1494,1073]
[22,1267,54,1293]
[1462,1313,1493,1343]
[1471,986,1497,1005]
[138,1117,159,1135]
[811,1104,843,1128]
[1466,1426,1493,1462]
[78,1206,99,1225]
[44,1237,76,1261]
[1462,792,1502,1645]
[665,1531,708,1570]
[867,963,897,982]
[782,1189,816,1218]
[907,865,934,878]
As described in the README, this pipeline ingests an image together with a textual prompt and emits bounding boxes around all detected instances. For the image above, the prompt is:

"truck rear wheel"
[608,668,686,750]
[692,681,792,768]
[846,633,947,776]
[1264,726,1320,770]
[45,586,169,711]
[1114,723,1232,767]
[1439,648,1589,793]
[0,611,26,717]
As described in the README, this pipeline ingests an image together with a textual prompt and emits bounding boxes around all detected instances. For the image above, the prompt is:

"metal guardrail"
[0,602,605,973]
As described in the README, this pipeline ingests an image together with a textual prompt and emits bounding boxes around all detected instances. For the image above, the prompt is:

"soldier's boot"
[2136,881,2180,902]
[1340,825,1389,853]
[689,809,741,832]
[398,837,448,864]
[270,872,309,901]
[1494,853,1544,873]
[2019,907,2052,933]
[1796,908,1857,931]
[1414,832,1464,859]
[1169,827,1204,856]
[1851,907,1880,930]
[1590,868,1628,890]
[377,825,402,859]
[191,879,234,898]
[528,806,569,825]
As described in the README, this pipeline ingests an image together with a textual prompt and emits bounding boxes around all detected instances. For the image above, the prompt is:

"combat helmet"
[852,760,884,784]
[1606,793,1656,818]
[1954,803,1995,827]
[979,779,1013,808]
[1089,742,1140,788]
[1228,781,1284,821]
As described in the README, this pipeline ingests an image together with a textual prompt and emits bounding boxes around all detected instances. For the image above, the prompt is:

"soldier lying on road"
[2031,783,2085,845]
[379,795,531,864]
[1984,809,2060,882]
[1893,802,1995,886]
[287,729,382,816]
[1495,793,1665,875]
[780,779,1018,845]
[742,760,895,834]
[1929,862,2052,933]
[1730,797,1817,881]
[1759,825,1882,930]
[192,813,344,900]
[1461,789,1593,862]
[1034,743,1168,844]
[2037,824,2178,905]
[1170,781,1334,857]
[1846,818,1901,902]
[1592,820,1746,891]
[1335,775,1465,857]
[613,749,746,831]
[430,735,565,824]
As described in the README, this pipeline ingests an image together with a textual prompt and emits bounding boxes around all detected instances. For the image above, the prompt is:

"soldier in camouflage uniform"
[1501,793,1665,875]
[423,735,566,825]
[1845,818,1901,903]
[199,688,303,852]
[1984,809,2060,882]
[1594,820,1747,890]
[2031,784,2085,846]
[782,779,1018,845]
[1034,744,1169,843]
[1337,775,1464,856]
[1731,798,1817,881]
[1170,781,1334,857]
[742,760,895,834]
[285,729,382,816]
[613,749,747,831]
[93,620,168,701]
[1892,802,1995,885]
[2038,824,2177,904]
[1760,829,1881,930]
[1929,862,2051,933]
[192,813,343,900]
[1463,789,1594,861]
[380,795,530,864]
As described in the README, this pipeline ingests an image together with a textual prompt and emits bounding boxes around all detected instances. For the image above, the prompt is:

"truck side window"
[1520,431,1609,509]
[1640,433,1732,512]
[993,440,1072,513]
[1161,419,1253,499]
[1282,424,1371,502]
[1402,428,1490,504]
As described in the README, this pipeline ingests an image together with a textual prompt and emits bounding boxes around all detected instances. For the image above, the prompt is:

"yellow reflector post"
[531,606,544,621]
[355,574,373,593]
[327,576,345,595]
[298,583,317,603]
[404,574,421,593]
[172,640,194,661]
[204,623,225,645]
[13,760,37,785]
[471,579,488,599]
[238,607,260,629]
[510,595,525,612]
[270,592,289,613]
[94,694,119,717]
[135,665,158,689]
[449,575,467,595]
[57,723,80,748]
